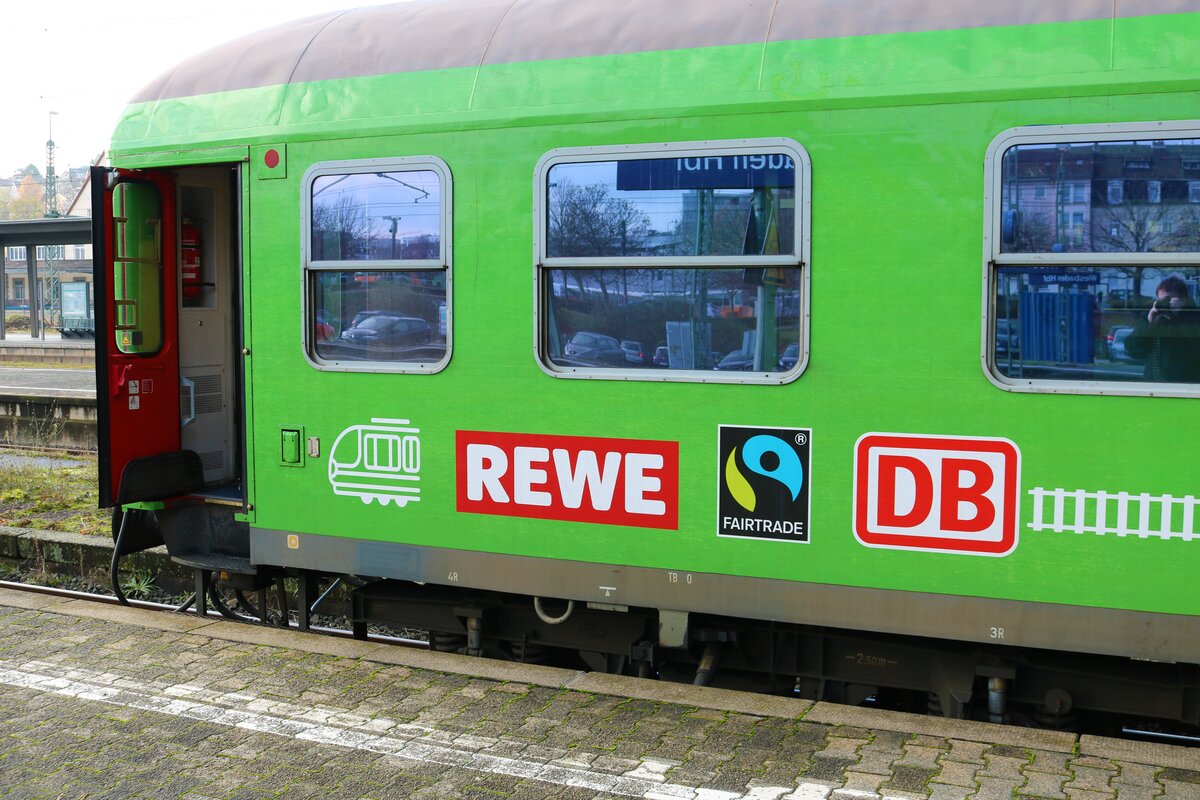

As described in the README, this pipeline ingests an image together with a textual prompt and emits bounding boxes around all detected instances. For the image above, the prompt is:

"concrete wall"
[0,394,97,450]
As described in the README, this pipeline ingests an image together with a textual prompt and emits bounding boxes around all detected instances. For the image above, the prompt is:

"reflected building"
[1005,140,1200,257]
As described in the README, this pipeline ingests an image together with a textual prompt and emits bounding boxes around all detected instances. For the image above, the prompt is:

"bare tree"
[1093,203,1183,298]
[1013,211,1056,252]
[1093,203,1177,254]
[1169,206,1200,252]
[312,194,373,260]
[547,182,651,258]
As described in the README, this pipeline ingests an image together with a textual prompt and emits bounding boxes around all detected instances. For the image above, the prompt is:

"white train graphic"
[328,418,421,507]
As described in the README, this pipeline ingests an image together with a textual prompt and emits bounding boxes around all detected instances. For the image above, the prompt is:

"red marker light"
[264,149,280,169]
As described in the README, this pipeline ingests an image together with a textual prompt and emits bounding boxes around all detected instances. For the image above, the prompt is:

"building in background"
[0,154,102,337]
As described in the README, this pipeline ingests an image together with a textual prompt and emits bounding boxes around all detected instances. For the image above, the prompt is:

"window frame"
[300,156,452,374]
[533,138,811,385]
[983,121,1200,398]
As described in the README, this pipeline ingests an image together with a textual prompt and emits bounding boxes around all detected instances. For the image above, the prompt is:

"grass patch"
[0,448,108,536]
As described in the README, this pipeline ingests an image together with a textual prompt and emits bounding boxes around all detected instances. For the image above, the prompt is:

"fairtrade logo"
[718,425,811,542]
[724,435,804,512]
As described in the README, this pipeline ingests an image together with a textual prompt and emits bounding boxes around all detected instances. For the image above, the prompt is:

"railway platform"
[0,588,1195,800]
[0,358,96,449]
[0,333,95,368]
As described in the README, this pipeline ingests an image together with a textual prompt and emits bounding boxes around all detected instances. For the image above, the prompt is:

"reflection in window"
[311,170,441,262]
[538,143,807,381]
[546,268,801,372]
[311,271,447,366]
[305,159,450,372]
[546,154,796,259]
[1000,138,1200,254]
[112,181,163,355]
[993,267,1200,384]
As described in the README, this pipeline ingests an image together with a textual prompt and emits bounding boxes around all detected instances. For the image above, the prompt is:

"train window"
[535,140,810,383]
[302,157,451,373]
[985,123,1200,397]
[112,181,163,355]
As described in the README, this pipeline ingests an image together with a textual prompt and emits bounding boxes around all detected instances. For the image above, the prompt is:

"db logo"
[853,433,1020,556]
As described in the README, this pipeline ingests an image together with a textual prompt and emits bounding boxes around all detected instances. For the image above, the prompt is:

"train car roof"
[132,0,1199,103]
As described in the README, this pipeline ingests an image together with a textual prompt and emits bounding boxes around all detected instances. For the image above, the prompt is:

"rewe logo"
[853,433,1020,556]
[456,430,678,529]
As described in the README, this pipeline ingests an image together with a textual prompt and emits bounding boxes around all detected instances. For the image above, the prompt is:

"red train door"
[92,167,183,507]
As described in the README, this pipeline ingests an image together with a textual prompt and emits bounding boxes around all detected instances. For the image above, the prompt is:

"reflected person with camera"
[1126,275,1200,382]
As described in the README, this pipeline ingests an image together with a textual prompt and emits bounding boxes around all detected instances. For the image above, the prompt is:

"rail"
[0,579,428,650]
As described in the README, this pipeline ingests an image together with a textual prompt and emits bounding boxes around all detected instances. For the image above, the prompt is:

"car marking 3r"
[853,433,1020,556]
[456,430,678,529]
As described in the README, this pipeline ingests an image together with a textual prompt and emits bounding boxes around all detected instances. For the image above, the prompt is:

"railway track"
[0,442,95,455]
[0,577,428,650]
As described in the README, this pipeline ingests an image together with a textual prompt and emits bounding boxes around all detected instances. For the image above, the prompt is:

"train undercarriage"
[112,499,1200,739]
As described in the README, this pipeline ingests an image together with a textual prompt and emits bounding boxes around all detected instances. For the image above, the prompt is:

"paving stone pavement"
[0,590,1195,800]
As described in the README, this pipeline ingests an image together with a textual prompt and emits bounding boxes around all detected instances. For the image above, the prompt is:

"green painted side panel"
[110,16,1200,159]
[108,14,1200,619]
[117,146,249,170]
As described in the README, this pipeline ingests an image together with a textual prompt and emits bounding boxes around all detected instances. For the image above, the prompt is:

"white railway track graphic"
[1028,487,1198,541]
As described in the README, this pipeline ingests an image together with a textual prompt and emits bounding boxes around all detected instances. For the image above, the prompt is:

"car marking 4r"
[853,433,1020,556]
[456,430,679,529]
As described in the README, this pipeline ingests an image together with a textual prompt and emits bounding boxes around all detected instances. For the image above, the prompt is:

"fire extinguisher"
[181,218,202,300]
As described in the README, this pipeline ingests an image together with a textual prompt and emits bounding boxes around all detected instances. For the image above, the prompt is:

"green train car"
[95,0,1200,727]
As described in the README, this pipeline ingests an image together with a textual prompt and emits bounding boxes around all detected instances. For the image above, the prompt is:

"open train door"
[92,166,194,508]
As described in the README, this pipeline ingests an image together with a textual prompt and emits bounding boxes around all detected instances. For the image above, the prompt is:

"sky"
[1,0,403,178]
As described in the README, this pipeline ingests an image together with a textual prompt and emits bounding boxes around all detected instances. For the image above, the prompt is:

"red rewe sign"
[853,433,1020,556]
[456,430,679,530]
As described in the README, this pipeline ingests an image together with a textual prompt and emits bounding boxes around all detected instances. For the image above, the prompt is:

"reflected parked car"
[715,350,755,370]
[340,314,432,347]
[1107,326,1135,361]
[563,332,625,366]
[350,309,389,328]
[653,346,670,367]
[620,339,651,366]
[777,343,799,371]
